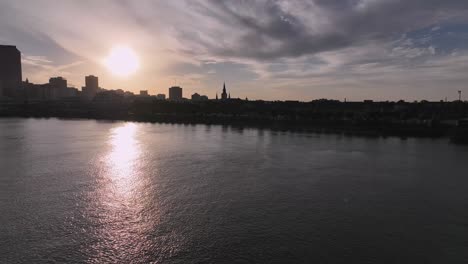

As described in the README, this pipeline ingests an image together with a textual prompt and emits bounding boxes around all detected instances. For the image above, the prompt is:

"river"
[1,118,468,263]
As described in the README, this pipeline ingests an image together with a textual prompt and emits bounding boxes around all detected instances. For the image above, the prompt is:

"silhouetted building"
[156,94,166,100]
[49,77,67,89]
[0,45,22,98]
[140,90,149,96]
[192,93,200,100]
[86,75,99,90]
[49,77,67,99]
[192,93,208,101]
[22,77,78,101]
[169,86,182,100]
[23,80,48,101]
[64,87,79,98]
[82,75,99,100]
[221,82,228,100]
[115,89,125,96]
[124,91,135,97]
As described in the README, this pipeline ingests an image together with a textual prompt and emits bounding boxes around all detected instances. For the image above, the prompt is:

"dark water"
[1,118,468,263]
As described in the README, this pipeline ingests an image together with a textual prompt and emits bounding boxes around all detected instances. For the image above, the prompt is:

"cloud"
[165,0,468,61]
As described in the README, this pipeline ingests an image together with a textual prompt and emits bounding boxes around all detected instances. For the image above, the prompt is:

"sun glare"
[104,46,139,77]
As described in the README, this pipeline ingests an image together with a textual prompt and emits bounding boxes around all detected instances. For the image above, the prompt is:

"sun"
[104,46,139,77]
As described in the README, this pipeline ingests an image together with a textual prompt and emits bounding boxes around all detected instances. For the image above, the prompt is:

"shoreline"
[1,113,464,144]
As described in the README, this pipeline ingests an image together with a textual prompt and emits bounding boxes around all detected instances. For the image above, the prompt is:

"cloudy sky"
[1,0,468,101]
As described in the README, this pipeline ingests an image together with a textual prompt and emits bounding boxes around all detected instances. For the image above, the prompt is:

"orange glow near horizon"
[104,46,140,77]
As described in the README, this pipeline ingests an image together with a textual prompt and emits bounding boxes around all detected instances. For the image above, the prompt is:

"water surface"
[1,118,468,263]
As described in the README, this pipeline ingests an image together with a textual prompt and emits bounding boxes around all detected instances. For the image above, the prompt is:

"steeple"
[221,82,228,100]
[216,93,218,100]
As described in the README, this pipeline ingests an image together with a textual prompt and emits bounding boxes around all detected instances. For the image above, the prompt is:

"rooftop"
[0,44,18,48]
[0,45,20,51]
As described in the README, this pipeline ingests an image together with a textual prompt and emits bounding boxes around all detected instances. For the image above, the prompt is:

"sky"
[1,0,468,101]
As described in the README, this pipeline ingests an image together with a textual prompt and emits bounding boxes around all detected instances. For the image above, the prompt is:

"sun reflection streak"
[106,123,140,196]
[85,122,158,262]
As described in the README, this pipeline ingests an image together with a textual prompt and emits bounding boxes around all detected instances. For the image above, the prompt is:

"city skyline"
[1,1,468,101]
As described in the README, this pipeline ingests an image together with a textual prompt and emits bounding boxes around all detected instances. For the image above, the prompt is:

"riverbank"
[1,99,467,144]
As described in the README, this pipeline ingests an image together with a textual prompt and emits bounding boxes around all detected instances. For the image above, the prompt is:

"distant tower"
[169,86,183,100]
[85,75,99,90]
[221,82,228,100]
[216,93,218,100]
[228,93,231,99]
[82,75,99,100]
[459,90,462,102]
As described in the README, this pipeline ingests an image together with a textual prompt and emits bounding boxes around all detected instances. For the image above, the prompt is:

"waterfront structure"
[156,94,166,100]
[23,77,79,101]
[82,75,99,100]
[0,45,22,98]
[169,86,183,100]
[23,81,49,101]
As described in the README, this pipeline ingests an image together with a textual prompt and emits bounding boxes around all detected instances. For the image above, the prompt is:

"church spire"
[221,82,228,100]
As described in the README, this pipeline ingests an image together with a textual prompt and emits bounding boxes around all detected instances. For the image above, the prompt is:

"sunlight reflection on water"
[86,122,157,262]
[106,123,140,197]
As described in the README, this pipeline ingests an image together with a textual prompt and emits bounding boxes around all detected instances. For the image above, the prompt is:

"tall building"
[86,75,99,90]
[169,86,183,100]
[82,75,99,100]
[49,77,67,99]
[0,45,22,98]
[221,82,228,100]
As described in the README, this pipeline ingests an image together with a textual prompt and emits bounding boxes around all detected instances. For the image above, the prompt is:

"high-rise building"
[82,75,99,100]
[86,75,99,90]
[0,45,22,98]
[49,77,67,99]
[169,86,183,100]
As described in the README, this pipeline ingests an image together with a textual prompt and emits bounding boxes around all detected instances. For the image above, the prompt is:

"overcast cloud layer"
[1,0,468,100]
